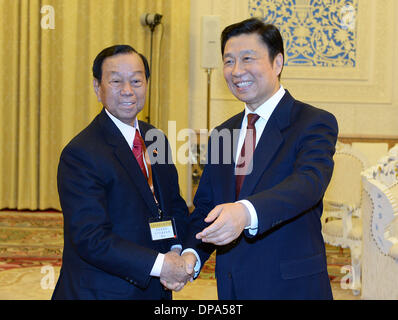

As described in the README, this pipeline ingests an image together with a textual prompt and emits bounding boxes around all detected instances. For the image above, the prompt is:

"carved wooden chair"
[321,142,368,295]
[361,147,398,299]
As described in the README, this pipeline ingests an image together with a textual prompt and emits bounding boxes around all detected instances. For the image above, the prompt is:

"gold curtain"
[0,0,190,210]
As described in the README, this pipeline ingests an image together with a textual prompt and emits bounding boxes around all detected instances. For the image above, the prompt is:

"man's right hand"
[159,251,194,291]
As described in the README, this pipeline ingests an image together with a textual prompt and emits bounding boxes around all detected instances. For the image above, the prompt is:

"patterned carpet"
[0,211,63,272]
[0,210,352,299]
[198,245,351,283]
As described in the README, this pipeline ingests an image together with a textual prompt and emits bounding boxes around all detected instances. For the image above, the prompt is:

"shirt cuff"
[237,199,258,236]
[181,248,201,278]
[170,244,182,253]
[150,253,165,277]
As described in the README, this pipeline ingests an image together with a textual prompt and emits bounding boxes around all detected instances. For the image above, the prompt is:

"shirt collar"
[104,108,139,148]
[244,85,286,121]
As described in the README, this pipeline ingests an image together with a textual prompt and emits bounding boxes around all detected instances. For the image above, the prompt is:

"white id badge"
[149,217,177,241]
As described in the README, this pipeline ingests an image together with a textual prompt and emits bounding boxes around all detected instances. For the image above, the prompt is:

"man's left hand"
[195,203,250,246]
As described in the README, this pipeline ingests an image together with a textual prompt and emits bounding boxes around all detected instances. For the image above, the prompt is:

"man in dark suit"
[181,18,338,299]
[52,45,192,300]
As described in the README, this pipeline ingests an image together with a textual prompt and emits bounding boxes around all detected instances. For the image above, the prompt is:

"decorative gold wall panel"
[249,0,358,68]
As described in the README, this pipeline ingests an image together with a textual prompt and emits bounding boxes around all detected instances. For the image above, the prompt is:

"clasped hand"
[159,202,250,291]
[159,251,197,292]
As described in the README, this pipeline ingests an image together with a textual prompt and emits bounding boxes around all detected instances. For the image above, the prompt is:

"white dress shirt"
[183,85,286,277]
[237,85,286,235]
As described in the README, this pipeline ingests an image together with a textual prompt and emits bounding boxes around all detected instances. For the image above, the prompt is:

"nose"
[120,81,134,96]
[231,60,245,77]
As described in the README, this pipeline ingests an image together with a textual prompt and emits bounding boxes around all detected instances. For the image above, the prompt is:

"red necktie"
[235,113,260,199]
[132,129,160,214]
[132,129,148,179]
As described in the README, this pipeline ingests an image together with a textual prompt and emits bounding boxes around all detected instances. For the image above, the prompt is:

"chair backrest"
[362,146,398,257]
[361,176,398,256]
[373,159,398,187]
[364,145,398,187]
[384,183,398,250]
[324,142,368,210]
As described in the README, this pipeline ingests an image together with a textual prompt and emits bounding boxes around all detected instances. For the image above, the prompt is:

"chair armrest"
[324,200,358,237]
[324,200,356,218]
[342,208,354,238]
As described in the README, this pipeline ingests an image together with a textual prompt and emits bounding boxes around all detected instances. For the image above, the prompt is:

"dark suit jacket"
[184,91,338,300]
[52,108,189,300]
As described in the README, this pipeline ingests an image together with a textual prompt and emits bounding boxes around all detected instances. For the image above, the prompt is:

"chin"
[235,94,255,104]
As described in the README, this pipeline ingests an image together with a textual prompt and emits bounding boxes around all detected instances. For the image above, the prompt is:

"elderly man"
[53,45,192,300]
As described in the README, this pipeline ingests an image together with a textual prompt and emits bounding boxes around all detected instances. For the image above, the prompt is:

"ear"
[274,53,284,77]
[93,78,102,102]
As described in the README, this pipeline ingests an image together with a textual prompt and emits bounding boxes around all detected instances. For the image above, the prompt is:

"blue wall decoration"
[248,0,358,67]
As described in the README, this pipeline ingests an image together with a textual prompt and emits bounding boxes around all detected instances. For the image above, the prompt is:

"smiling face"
[93,52,147,126]
[222,33,283,111]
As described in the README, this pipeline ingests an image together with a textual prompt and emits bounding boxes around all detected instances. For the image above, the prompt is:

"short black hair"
[221,18,284,78]
[92,44,150,82]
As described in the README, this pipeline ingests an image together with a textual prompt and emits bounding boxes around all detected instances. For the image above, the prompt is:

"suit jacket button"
[228,272,232,279]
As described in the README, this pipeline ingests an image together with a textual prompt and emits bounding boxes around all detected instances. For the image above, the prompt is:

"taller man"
[182,18,338,299]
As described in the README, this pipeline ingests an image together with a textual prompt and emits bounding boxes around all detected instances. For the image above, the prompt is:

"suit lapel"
[98,110,158,216]
[238,117,283,199]
[139,121,166,211]
[238,91,294,199]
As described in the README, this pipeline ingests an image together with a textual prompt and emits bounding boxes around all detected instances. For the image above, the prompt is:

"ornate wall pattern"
[248,0,358,67]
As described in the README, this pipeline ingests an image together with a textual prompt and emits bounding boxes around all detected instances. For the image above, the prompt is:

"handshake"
[159,250,197,292]
[158,202,250,292]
